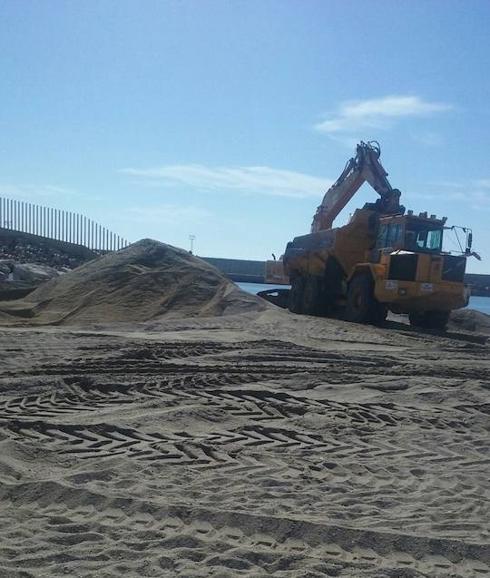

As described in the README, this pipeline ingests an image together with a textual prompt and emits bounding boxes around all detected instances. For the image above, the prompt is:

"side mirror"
[468,232,473,250]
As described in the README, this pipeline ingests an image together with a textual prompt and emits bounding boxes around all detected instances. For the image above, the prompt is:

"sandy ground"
[0,308,489,577]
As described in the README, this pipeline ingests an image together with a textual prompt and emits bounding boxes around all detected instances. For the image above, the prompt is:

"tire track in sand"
[0,480,488,578]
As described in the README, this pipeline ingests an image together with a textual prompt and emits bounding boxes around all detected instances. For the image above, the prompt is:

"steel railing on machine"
[0,196,129,252]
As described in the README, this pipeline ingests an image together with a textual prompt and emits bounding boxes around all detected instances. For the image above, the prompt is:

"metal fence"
[0,196,129,251]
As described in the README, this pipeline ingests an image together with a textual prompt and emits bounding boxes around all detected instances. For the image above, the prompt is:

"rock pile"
[0,261,60,300]
[0,238,88,269]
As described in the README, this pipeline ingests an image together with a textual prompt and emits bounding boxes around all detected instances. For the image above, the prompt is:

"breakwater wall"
[202,257,265,283]
[465,274,490,297]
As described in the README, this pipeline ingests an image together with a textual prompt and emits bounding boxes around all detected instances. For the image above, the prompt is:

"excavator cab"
[404,218,444,253]
[375,215,445,255]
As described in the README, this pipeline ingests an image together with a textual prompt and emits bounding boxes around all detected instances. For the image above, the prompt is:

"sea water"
[237,283,490,315]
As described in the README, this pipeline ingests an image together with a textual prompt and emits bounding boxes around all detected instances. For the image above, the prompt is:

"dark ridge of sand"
[0,239,267,325]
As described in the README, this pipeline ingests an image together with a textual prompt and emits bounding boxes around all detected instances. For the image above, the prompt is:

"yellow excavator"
[277,141,478,330]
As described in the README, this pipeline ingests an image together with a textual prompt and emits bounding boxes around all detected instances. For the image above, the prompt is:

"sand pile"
[0,239,266,325]
[449,308,490,334]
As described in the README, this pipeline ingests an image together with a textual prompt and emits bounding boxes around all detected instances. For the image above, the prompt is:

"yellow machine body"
[284,208,469,319]
[280,142,473,328]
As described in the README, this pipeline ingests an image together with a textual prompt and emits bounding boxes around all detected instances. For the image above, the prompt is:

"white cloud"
[474,179,490,189]
[0,183,78,201]
[409,131,443,147]
[315,95,452,135]
[121,165,331,199]
[409,180,490,210]
[124,204,213,225]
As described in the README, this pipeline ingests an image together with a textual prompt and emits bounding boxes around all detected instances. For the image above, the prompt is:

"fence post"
[0,196,127,251]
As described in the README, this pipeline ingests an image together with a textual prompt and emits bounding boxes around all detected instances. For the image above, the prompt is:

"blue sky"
[1,0,489,272]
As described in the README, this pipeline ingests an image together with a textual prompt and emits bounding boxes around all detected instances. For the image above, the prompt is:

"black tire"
[408,312,425,328]
[323,257,345,317]
[288,275,305,314]
[302,276,322,315]
[371,301,388,325]
[345,274,386,324]
[428,310,450,330]
[409,310,450,331]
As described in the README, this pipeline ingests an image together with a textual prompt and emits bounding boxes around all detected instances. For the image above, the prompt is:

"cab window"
[376,223,402,249]
[427,229,442,250]
[405,225,443,252]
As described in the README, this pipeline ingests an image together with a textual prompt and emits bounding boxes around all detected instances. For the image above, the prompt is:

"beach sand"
[0,241,488,577]
[0,307,488,577]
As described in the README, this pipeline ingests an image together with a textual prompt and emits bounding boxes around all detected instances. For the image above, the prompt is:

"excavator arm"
[311,141,403,233]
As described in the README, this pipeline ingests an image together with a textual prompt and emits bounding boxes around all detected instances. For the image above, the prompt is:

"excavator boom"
[311,141,402,233]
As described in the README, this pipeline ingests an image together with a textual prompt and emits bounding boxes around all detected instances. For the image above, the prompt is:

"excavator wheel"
[409,310,450,331]
[323,257,345,317]
[302,276,323,315]
[371,301,388,325]
[288,275,305,314]
[345,274,387,325]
